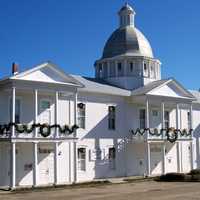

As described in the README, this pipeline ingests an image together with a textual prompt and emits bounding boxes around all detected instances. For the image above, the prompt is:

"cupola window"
[143,62,148,77]
[130,62,133,72]
[117,62,123,76]
[118,63,122,71]
[98,63,103,78]
[144,63,147,71]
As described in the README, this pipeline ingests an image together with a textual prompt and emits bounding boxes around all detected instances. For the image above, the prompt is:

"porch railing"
[130,128,193,143]
[0,123,79,139]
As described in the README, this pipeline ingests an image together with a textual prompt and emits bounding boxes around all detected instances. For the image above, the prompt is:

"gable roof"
[71,75,131,96]
[131,78,195,100]
[9,61,84,87]
[131,79,170,96]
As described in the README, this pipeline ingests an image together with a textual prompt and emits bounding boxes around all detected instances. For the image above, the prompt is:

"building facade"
[0,3,200,189]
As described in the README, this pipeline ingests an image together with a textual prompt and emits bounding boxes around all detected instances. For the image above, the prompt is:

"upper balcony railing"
[130,128,193,143]
[0,123,79,139]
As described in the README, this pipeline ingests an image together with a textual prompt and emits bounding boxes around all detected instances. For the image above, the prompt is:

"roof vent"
[12,62,19,75]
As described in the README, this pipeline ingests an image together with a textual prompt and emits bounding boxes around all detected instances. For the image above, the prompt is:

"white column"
[146,142,151,176]
[162,143,166,174]
[54,142,59,185]
[115,60,118,77]
[161,102,165,139]
[145,98,150,176]
[11,87,16,138]
[73,91,78,183]
[145,97,149,139]
[55,91,59,138]
[107,62,110,78]
[176,142,181,172]
[190,104,194,170]
[10,142,16,189]
[123,59,127,76]
[54,92,59,185]
[34,89,38,138]
[176,103,181,172]
[161,102,165,128]
[33,142,38,186]
[176,103,179,129]
[68,142,72,183]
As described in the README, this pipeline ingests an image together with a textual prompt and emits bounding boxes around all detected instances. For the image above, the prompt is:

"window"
[152,110,158,117]
[39,148,53,154]
[10,98,21,124]
[77,103,85,129]
[41,100,50,110]
[130,62,133,72]
[144,63,147,71]
[164,111,169,129]
[139,109,146,129]
[99,64,103,78]
[78,148,86,171]
[117,62,122,71]
[117,62,123,76]
[109,147,116,169]
[108,106,116,130]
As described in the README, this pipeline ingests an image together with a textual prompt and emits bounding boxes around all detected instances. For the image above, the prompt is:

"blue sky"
[0,0,200,90]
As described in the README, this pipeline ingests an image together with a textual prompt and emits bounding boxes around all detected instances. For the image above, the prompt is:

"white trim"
[10,62,83,88]
[33,142,38,186]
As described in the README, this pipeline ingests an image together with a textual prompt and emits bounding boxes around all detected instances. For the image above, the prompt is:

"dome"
[119,3,134,13]
[102,26,154,59]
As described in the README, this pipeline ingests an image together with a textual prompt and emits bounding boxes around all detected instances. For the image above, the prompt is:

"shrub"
[159,173,185,181]
[189,169,200,175]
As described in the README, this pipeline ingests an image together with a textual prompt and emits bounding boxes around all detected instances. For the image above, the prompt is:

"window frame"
[108,106,116,130]
[77,103,86,129]
[164,110,170,129]
[108,147,116,170]
[130,62,133,72]
[9,96,22,124]
[139,109,146,129]
[77,147,86,171]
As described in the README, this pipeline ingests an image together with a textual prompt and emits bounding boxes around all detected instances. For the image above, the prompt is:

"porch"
[128,82,196,176]
[0,140,77,188]
[0,62,84,189]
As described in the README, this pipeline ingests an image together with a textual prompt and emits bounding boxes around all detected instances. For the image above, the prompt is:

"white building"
[0,3,200,189]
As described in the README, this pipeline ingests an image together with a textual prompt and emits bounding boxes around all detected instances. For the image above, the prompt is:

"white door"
[39,147,54,185]
[165,143,178,173]
[182,143,191,173]
[150,145,162,175]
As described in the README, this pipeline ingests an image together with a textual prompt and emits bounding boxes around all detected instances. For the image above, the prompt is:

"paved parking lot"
[1,181,200,200]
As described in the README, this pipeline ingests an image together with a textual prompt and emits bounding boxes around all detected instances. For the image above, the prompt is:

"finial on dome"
[118,3,136,28]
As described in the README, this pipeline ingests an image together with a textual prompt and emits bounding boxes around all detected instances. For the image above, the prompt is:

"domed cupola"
[95,3,161,90]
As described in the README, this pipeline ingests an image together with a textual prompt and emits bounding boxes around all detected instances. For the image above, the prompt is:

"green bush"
[189,169,200,175]
[159,173,185,181]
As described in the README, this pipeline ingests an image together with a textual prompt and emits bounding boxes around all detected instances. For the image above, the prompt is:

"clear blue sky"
[0,0,200,90]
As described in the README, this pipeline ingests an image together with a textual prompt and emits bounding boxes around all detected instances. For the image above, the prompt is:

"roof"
[131,79,170,96]
[119,3,135,13]
[189,90,200,103]
[71,75,131,96]
[0,62,84,88]
[132,78,195,100]
[102,26,153,59]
